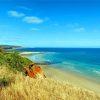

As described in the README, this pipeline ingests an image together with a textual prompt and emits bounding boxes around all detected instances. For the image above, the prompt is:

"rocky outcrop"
[24,64,46,79]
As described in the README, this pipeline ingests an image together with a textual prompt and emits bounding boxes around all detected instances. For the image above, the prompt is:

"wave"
[93,70,100,75]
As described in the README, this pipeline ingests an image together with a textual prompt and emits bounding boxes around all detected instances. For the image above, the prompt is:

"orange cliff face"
[23,64,46,78]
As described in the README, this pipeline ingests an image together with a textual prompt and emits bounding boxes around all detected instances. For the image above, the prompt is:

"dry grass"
[0,66,100,100]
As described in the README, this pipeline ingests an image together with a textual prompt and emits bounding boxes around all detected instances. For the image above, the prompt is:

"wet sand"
[41,65,100,96]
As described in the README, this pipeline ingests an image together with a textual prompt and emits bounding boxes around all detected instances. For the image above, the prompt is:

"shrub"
[0,50,33,72]
[5,52,33,72]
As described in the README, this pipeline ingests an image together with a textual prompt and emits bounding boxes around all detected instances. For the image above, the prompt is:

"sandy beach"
[19,52,43,55]
[41,65,100,96]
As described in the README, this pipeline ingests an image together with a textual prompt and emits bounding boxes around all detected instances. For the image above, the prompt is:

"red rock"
[24,64,46,78]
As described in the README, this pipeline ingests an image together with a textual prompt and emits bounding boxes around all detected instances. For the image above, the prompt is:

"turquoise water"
[16,48,100,83]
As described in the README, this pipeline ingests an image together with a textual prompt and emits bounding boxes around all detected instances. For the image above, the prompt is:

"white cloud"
[31,28,39,31]
[23,16,44,24]
[74,27,85,32]
[8,10,25,18]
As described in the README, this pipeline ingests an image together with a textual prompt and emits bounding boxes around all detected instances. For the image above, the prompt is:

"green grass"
[0,48,32,72]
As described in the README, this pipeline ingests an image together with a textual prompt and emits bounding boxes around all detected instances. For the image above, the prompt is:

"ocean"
[15,48,100,83]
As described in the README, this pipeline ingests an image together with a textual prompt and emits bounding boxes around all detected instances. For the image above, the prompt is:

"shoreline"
[19,51,44,55]
[41,65,100,95]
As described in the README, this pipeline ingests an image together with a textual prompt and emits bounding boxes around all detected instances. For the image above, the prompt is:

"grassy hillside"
[0,67,100,100]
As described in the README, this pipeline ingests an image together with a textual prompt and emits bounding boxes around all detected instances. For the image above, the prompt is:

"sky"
[0,0,100,48]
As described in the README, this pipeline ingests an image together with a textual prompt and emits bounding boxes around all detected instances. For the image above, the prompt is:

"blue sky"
[0,0,100,47]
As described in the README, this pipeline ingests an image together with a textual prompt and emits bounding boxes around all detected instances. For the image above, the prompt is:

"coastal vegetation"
[0,48,32,72]
[0,47,100,100]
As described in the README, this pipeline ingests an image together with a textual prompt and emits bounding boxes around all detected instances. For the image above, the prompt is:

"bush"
[0,51,33,72]
[5,52,33,71]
